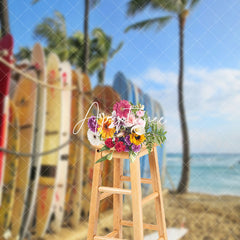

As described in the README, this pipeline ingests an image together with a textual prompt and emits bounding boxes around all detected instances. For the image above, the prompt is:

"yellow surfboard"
[67,69,84,228]
[34,53,61,238]
[0,101,19,238]
[11,70,37,240]
[81,73,95,219]
[64,70,79,224]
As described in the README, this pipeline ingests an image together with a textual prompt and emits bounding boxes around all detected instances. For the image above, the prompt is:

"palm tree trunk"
[83,0,89,74]
[177,14,190,193]
[0,0,10,36]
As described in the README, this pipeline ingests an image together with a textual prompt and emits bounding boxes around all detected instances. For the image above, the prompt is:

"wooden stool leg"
[130,157,144,240]
[113,158,123,238]
[149,147,168,240]
[87,150,104,240]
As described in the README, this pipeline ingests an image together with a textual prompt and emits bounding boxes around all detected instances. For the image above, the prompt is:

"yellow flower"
[129,132,146,146]
[97,117,115,139]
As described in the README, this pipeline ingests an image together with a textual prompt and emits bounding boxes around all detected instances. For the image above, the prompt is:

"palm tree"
[126,0,200,193]
[0,0,10,36]
[34,11,69,61]
[89,28,123,85]
[83,0,100,74]
[15,47,31,61]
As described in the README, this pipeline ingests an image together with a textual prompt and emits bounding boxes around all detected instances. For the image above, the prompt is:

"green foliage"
[125,16,172,33]
[90,28,123,84]
[95,152,113,163]
[126,0,201,33]
[15,47,31,61]
[129,151,138,162]
[34,11,68,61]
[145,118,167,154]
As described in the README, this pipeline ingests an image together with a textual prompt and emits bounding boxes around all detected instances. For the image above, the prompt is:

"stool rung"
[142,192,159,206]
[120,220,159,231]
[99,186,131,195]
[94,236,126,240]
[105,231,118,237]
[120,176,152,184]
[100,192,112,201]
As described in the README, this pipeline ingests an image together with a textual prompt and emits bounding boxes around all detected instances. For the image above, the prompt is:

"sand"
[45,191,240,240]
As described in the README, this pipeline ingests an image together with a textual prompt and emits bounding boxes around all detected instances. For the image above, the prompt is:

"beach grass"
[45,191,240,240]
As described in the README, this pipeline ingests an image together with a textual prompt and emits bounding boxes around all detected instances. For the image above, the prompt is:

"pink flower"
[136,110,144,117]
[125,113,136,127]
[135,118,146,127]
[113,100,131,118]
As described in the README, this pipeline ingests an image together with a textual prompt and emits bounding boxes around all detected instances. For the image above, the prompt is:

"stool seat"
[87,146,168,240]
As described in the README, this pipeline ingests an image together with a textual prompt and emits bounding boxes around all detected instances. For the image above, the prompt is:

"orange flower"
[97,117,115,139]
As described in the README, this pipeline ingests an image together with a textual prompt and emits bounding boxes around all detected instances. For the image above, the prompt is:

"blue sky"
[8,0,240,153]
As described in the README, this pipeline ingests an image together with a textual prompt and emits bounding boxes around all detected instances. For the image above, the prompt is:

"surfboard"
[34,53,61,238]
[80,73,95,219]
[67,70,84,228]
[63,70,79,225]
[0,101,19,237]
[142,93,153,194]
[0,34,14,204]
[153,100,166,183]
[92,85,121,212]
[11,68,37,240]
[113,73,133,191]
[50,62,72,232]
[20,43,47,240]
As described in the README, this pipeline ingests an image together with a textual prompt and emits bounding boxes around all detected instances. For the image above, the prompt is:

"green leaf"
[127,0,152,16]
[106,152,113,160]
[189,0,201,10]
[125,16,172,33]
[129,151,138,163]
[98,145,110,152]
[95,152,112,164]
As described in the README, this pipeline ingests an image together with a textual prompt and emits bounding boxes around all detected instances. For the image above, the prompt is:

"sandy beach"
[45,191,240,240]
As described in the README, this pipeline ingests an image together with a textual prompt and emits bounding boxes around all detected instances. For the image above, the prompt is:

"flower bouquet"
[87,100,166,163]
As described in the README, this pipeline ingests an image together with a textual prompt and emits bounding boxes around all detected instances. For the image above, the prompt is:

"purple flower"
[124,145,130,152]
[88,116,98,132]
[131,144,141,153]
[125,135,131,146]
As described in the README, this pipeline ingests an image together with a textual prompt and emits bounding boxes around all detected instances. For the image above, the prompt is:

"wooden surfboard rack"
[87,145,168,240]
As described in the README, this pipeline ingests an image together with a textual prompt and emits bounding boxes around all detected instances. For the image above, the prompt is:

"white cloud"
[130,67,240,153]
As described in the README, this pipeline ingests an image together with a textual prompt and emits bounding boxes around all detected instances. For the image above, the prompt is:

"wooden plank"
[149,147,168,240]
[105,230,118,237]
[94,236,126,240]
[130,157,144,240]
[120,176,152,185]
[142,192,159,206]
[99,192,112,201]
[87,150,104,240]
[120,220,159,231]
[95,143,157,159]
[113,158,123,238]
[98,186,131,195]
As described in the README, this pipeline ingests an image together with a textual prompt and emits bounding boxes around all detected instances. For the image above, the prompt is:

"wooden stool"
[87,146,168,240]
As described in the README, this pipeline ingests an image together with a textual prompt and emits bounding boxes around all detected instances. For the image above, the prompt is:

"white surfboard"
[20,43,47,240]
[50,61,72,233]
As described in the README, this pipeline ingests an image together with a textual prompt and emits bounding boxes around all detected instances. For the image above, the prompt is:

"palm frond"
[109,42,124,59]
[151,0,184,13]
[127,0,152,16]
[189,0,200,10]
[32,0,40,4]
[88,56,103,74]
[125,16,172,33]
[90,0,100,8]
